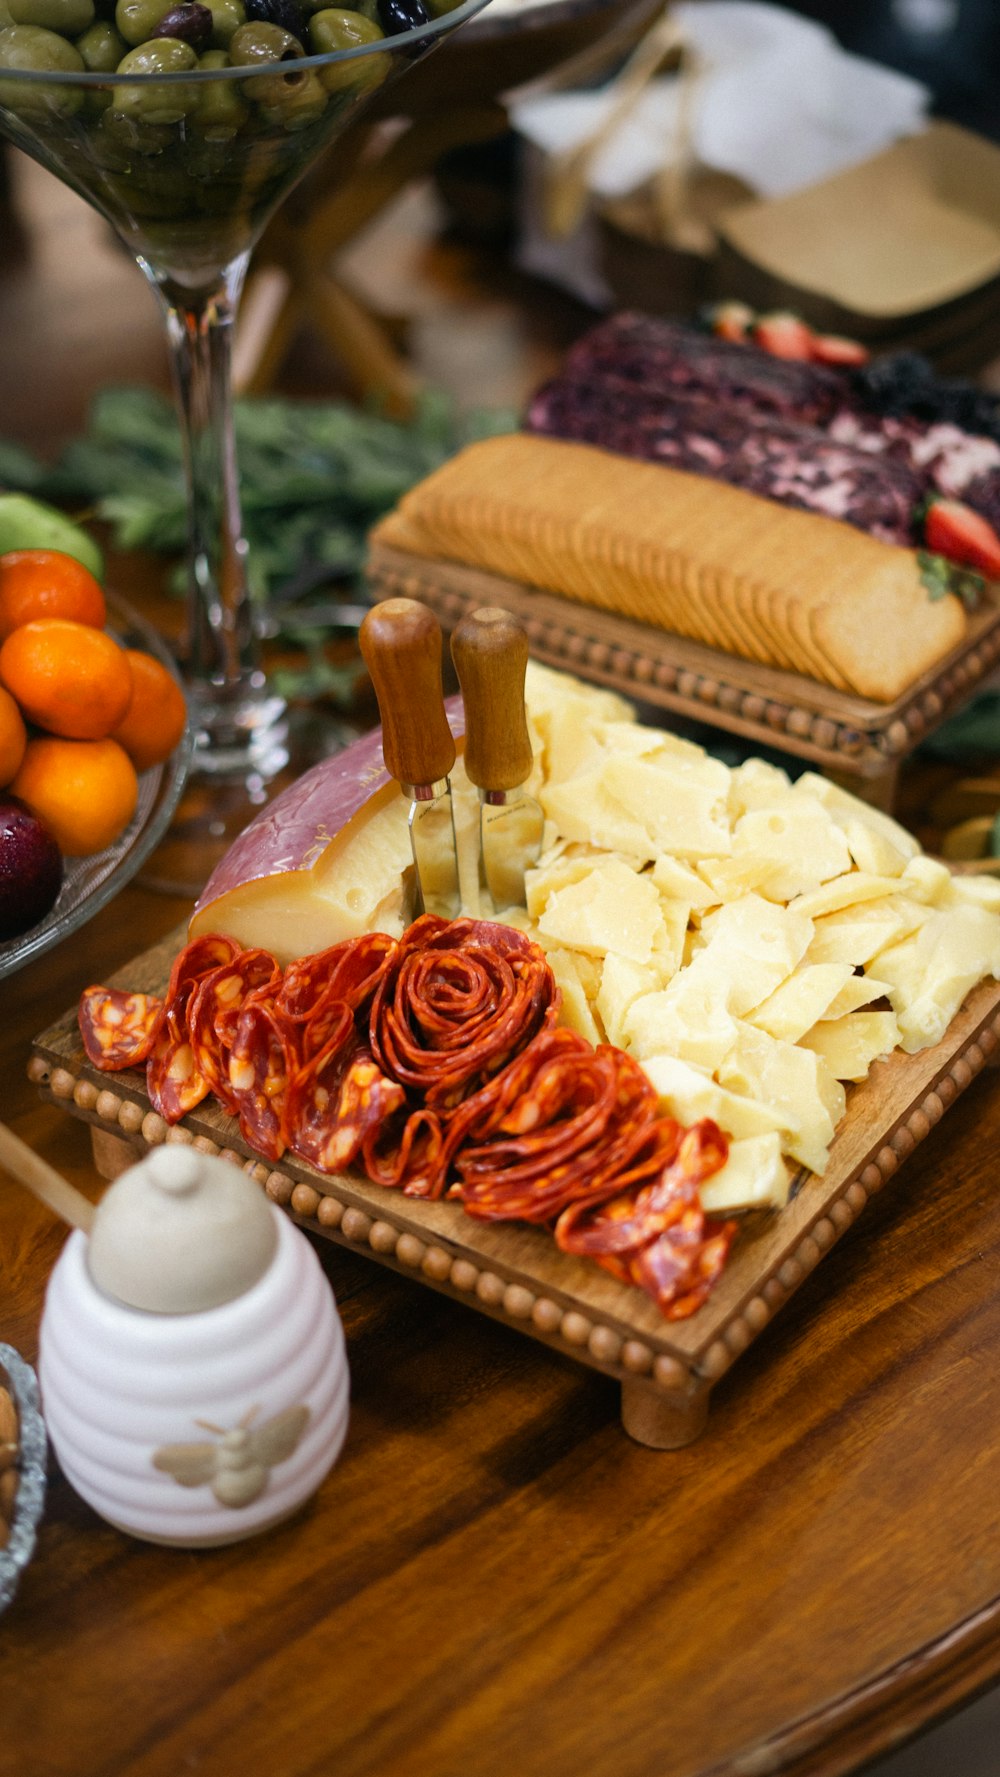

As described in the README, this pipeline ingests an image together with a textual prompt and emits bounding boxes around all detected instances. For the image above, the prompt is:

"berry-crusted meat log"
[558,312,851,425]
[527,375,923,547]
[539,314,1000,539]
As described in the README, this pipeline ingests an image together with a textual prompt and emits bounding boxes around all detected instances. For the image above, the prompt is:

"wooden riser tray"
[367,540,1000,813]
[29,931,1000,1450]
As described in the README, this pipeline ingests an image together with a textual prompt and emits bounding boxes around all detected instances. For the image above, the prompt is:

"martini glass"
[0,0,490,798]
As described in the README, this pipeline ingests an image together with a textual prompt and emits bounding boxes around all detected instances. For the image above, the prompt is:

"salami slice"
[279,932,398,1061]
[78,987,164,1072]
[369,916,558,1112]
[454,1038,669,1223]
[227,996,299,1161]
[555,1121,735,1319]
[361,1105,450,1199]
[286,1029,406,1174]
[187,947,281,1112]
[146,934,242,1123]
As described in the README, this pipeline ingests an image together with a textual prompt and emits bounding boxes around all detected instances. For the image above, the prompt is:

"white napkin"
[508,0,931,205]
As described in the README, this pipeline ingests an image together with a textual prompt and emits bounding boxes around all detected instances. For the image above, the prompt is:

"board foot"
[620,1375,709,1448]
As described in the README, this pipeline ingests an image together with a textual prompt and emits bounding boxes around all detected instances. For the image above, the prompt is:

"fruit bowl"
[0,593,193,980]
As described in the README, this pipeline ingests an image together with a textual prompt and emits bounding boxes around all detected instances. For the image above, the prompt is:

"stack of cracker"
[371,434,968,704]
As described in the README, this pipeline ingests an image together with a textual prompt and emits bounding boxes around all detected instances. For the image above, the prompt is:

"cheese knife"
[450,607,544,913]
[359,598,461,920]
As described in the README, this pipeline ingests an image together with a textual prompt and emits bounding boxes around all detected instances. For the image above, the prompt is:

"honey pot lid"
[86,1146,279,1314]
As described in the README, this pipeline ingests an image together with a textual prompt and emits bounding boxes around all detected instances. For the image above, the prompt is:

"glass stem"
[155,258,287,780]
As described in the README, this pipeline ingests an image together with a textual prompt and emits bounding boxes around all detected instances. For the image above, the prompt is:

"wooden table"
[4,132,1000,1777]
[2,725,1000,1777]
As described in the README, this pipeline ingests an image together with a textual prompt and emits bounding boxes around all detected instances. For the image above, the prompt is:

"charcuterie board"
[28,928,1000,1448]
[367,539,1000,814]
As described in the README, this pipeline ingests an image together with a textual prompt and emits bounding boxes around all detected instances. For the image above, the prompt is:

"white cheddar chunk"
[600,754,733,861]
[841,818,911,879]
[730,799,852,902]
[718,1024,836,1174]
[876,903,1000,1051]
[546,948,604,1045]
[651,853,719,911]
[750,962,854,1042]
[820,974,892,1020]
[791,871,905,921]
[800,1010,900,1081]
[537,856,662,963]
[640,1055,787,1141]
[795,773,921,860]
[624,975,738,1073]
[695,895,814,1016]
[541,769,654,858]
[597,953,661,1050]
[698,1134,793,1214]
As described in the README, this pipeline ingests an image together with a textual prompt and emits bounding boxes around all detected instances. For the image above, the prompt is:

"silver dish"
[0,1344,47,1615]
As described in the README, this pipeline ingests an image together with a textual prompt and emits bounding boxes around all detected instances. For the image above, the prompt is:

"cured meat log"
[527,313,1000,548]
[558,312,850,425]
[527,374,923,546]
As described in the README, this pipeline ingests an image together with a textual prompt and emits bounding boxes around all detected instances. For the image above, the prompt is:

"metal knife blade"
[359,598,461,920]
[450,607,544,914]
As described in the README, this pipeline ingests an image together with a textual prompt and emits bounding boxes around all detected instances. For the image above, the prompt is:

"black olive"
[156,0,214,43]
[244,0,306,41]
[376,0,428,36]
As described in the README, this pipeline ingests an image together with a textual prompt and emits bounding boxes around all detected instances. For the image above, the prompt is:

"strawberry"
[924,498,1000,579]
[709,300,755,343]
[752,311,815,360]
[810,333,870,367]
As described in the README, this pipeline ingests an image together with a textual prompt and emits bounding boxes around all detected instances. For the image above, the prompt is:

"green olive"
[98,97,172,146]
[75,16,124,64]
[228,16,300,59]
[256,61,325,125]
[229,17,303,101]
[202,0,241,41]
[307,7,386,90]
[111,34,197,118]
[188,43,247,134]
[114,0,169,42]
[0,22,86,112]
[8,0,94,31]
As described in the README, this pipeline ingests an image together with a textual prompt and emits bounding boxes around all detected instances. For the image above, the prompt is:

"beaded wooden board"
[28,930,1000,1449]
[367,541,1000,812]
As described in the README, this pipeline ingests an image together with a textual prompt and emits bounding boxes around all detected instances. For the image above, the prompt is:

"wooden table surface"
[4,143,1000,1777]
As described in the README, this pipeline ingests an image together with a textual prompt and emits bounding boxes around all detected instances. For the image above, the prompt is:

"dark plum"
[0,796,63,941]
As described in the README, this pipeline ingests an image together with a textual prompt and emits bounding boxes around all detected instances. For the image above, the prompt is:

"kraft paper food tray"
[29,929,1000,1452]
[713,122,1000,348]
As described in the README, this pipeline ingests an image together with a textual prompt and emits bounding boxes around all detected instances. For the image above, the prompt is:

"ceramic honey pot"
[38,1144,350,1547]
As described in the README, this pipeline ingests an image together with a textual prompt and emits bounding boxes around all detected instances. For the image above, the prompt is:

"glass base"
[188,684,290,783]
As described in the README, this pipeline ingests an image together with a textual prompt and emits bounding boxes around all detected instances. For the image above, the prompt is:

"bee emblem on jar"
[153,1404,310,1509]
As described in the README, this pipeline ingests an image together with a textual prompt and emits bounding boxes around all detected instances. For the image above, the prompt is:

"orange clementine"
[0,685,27,787]
[112,649,188,772]
[0,549,106,640]
[10,735,139,857]
[0,617,133,740]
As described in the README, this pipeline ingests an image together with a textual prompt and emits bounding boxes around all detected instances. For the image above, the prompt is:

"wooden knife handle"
[451,607,533,792]
[359,598,456,787]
